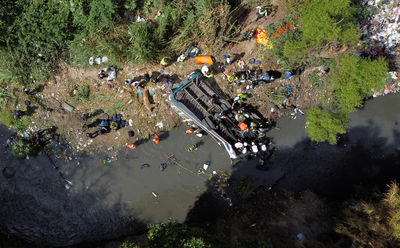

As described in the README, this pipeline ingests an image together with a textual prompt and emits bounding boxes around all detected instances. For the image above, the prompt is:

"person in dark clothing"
[98,127,107,135]
[98,70,107,79]
[81,113,89,122]
[13,110,23,120]
[23,87,31,95]
[86,132,98,139]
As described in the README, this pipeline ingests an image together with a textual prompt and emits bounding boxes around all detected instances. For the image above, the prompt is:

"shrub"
[170,0,232,54]
[75,83,91,102]
[0,109,30,133]
[1,0,73,84]
[337,183,400,247]
[270,88,286,105]
[124,0,138,11]
[273,0,360,69]
[306,107,349,144]
[127,22,159,63]
[68,0,128,66]
[332,55,388,113]
[85,0,116,33]
[11,138,40,159]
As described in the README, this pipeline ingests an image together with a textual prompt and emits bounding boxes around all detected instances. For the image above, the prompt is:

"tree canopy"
[306,107,349,144]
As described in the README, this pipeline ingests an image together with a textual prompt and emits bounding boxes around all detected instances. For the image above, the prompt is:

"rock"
[62,102,74,112]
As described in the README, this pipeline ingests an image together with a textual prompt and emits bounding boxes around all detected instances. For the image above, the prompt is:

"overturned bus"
[166,72,268,159]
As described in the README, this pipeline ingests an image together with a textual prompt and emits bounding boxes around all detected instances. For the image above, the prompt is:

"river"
[0,93,399,246]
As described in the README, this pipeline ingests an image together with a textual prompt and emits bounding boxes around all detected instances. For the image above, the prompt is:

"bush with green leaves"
[146,221,211,248]
[270,88,286,105]
[306,107,349,145]
[273,0,360,68]
[332,54,388,113]
[170,0,233,54]
[11,138,40,159]
[1,0,73,84]
[305,54,387,144]
[0,110,30,133]
[75,83,91,102]
[125,0,138,11]
[127,22,159,63]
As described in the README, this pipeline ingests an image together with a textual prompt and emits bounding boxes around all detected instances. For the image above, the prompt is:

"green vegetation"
[306,107,349,144]
[337,183,400,247]
[304,55,388,144]
[332,55,388,113]
[269,0,389,144]
[270,88,286,105]
[75,83,91,102]
[119,220,272,248]
[0,110,30,133]
[275,0,360,68]
[0,0,73,84]
[0,0,236,87]
[11,137,41,159]
[127,22,159,63]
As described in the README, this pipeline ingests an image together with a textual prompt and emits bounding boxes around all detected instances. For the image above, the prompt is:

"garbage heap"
[359,0,400,57]
[372,71,400,97]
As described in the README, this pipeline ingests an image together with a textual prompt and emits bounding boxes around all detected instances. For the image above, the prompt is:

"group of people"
[83,113,128,139]
[231,94,273,158]
[223,58,276,88]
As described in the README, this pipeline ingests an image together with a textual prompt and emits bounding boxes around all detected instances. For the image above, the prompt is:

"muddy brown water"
[1,94,399,246]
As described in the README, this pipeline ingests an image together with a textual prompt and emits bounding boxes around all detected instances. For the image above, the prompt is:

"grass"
[307,71,326,89]
[270,88,286,105]
[0,109,31,133]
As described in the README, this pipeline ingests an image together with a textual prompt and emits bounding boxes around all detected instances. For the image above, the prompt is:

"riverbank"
[0,0,329,159]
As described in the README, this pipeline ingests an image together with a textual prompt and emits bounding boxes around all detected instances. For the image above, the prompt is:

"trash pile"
[372,71,400,97]
[89,56,108,66]
[98,66,118,81]
[359,1,400,57]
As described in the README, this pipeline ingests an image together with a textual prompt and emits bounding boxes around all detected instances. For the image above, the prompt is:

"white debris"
[155,122,163,129]
[152,192,158,198]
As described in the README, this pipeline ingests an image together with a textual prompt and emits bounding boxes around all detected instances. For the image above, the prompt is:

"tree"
[337,183,400,247]
[306,107,349,144]
[282,0,360,65]
[333,55,388,113]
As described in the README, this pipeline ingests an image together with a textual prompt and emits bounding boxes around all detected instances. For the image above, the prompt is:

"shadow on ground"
[183,121,400,245]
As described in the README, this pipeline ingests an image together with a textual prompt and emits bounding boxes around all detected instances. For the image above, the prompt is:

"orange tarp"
[195,55,214,65]
[270,24,292,39]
